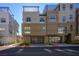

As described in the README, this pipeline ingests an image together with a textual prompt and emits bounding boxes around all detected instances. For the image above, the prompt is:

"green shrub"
[64,39,71,44]
[19,42,31,46]
[11,41,16,44]
[71,40,79,44]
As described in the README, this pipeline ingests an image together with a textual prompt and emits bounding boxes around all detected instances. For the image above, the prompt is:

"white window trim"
[26,22,31,23]
[58,27,64,34]
[40,21,45,23]
[25,31,31,34]
[0,28,5,31]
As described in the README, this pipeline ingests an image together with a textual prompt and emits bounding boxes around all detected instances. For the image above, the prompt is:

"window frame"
[70,4,73,10]
[69,14,73,20]
[0,18,6,23]
[40,17,45,23]
[50,16,56,22]
[62,16,66,22]
[58,27,65,34]
[26,17,31,23]
[62,4,66,10]
[42,26,46,32]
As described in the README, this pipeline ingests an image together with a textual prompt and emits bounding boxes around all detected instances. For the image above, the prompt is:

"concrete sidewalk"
[28,44,79,47]
[52,43,79,47]
[0,43,20,51]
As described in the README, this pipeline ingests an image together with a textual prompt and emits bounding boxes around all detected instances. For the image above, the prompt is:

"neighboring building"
[0,7,19,45]
[22,4,76,44]
[43,5,61,44]
[76,8,79,36]
[54,3,76,42]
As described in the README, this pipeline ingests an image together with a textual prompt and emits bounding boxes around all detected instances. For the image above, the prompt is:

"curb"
[0,43,20,51]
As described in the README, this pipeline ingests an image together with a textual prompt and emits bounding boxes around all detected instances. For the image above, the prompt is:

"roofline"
[23,6,39,12]
[0,7,9,9]
[0,7,14,16]
[23,6,39,8]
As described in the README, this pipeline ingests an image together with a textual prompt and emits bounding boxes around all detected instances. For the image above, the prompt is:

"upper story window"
[64,27,67,33]
[26,17,31,23]
[70,25,73,31]
[62,4,66,10]
[62,16,66,22]
[1,18,6,23]
[0,28,5,31]
[50,16,56,22]
[42,27,46,32]
[24,27,30,31]
[50,16,56,19]
[24,26,31,34]
[69,14,73,20]
[70,4,73,10]
[40,18,45,23]
[58,27,65,34]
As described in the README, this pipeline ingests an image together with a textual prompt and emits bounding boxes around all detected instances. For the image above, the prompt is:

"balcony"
[23,6,39,12]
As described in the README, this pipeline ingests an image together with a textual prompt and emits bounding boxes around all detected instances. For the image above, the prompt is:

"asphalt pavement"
[0,46,79,56]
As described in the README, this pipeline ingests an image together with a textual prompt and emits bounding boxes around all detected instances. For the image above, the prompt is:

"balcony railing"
[23,6,39,12]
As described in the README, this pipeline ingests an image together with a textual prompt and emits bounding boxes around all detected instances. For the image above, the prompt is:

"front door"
[65,33,71,43]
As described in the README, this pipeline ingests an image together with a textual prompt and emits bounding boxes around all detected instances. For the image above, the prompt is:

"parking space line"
[16,49,23,53]
[44,48,52,53]
[55,49,64,52]
[64,49,78,52]
[54,49,77,55]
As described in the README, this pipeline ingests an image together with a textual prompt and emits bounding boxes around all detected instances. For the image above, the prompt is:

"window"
[50,16,56,19]
[70,25,73,31]
[42,27,46,32]
[62,4,66,10]
[25,27,31,34]
[24,27,30,30]
[58,27,64,33]
[64,27,67,33]
[50,16,56,22]
[70,4,73,10]
[25,31,31,34]
[0,28,5,31]
[9,30,12,34]
[62,16,66,22]
[1,18,6,23]
[26,17,31,22]
[40,18,45,23]
[69,14,73,20]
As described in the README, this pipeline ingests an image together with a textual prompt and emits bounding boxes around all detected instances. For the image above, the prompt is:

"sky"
[0,3,79,35]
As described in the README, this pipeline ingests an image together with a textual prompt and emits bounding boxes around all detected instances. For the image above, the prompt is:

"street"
[0,46,79,56]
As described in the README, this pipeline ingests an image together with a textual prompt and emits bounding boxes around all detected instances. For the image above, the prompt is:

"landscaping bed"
[19,42,31,46]
[71,40,79,44]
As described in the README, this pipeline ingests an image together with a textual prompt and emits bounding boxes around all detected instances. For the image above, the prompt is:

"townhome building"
[22,3,76,44]
[0,7,19,45]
